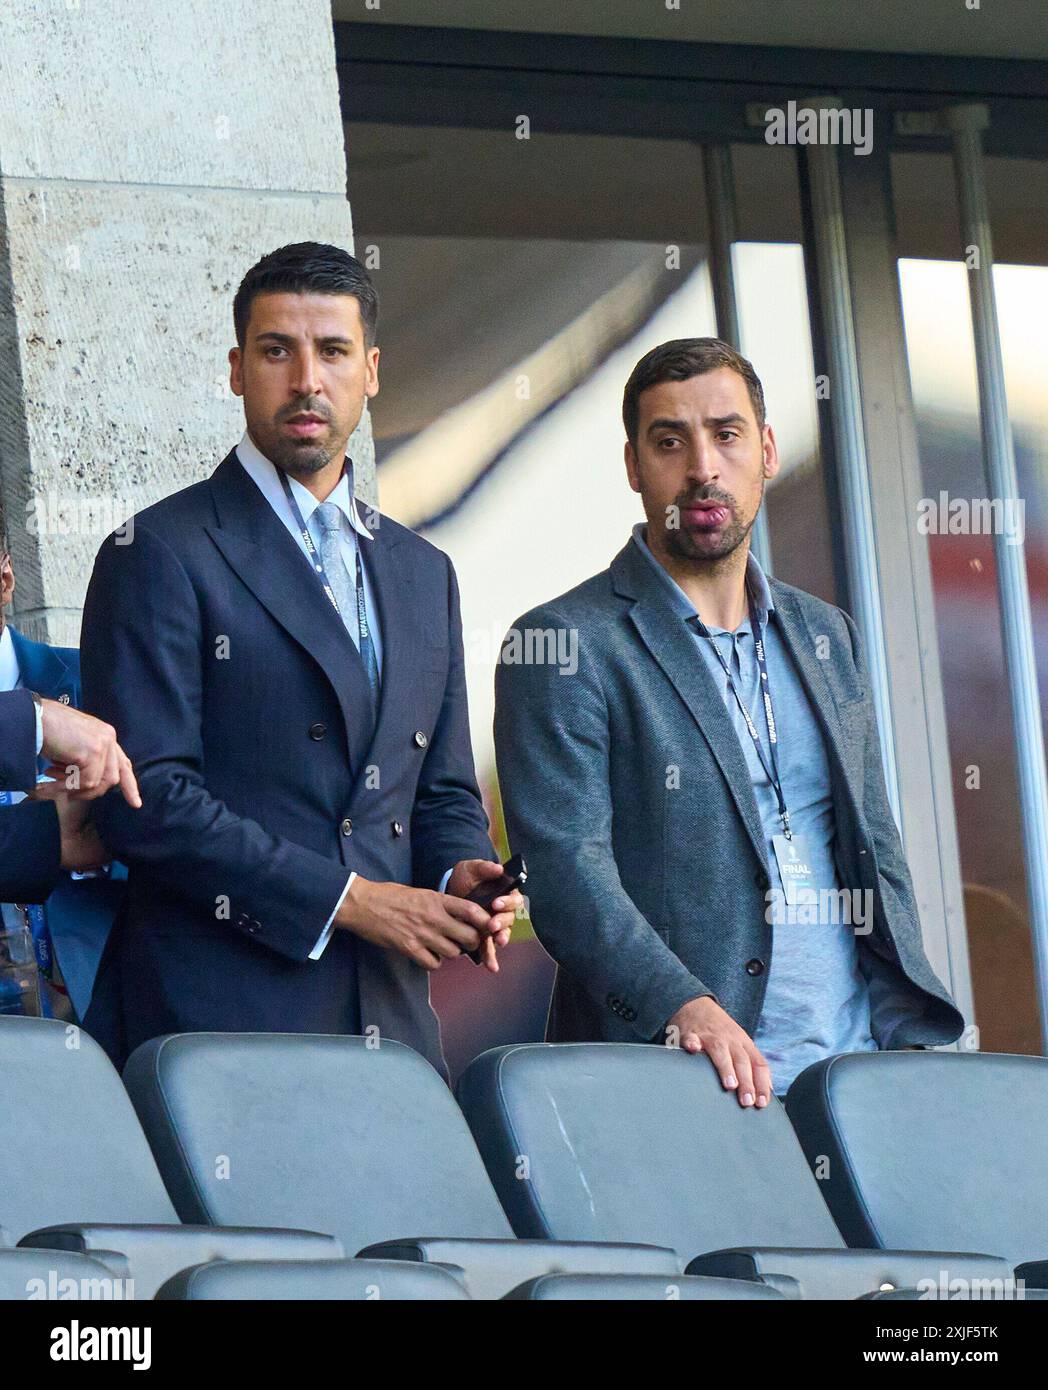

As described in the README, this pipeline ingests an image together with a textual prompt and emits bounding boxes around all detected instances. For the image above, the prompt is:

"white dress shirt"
[234,433,453,962]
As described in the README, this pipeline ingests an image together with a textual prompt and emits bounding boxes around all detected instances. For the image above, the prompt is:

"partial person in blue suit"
[0,525,130,1021]
[81,243,522,1073]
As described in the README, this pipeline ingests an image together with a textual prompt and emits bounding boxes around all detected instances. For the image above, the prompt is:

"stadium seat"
[455,1042,1010,1299]
[862,1287,1048,1301]
[123,1032,684,1299]
[157,1258,471,1300]
[785,1052,1048,1269]
[0,1016,342,1297]
[504,1272,795,1300]
[0,1248,124,1299]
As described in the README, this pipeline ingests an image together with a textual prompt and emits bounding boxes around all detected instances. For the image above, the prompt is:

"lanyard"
[278,470,373,652]
[694,599,793,840]
[279,468,348,617]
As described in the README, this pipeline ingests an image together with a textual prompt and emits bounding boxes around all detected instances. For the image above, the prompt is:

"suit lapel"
[9,628,78,704]
[613,543,769,872]
[770,584,865,828]
[357,511,416,775]
[204,454,376,777]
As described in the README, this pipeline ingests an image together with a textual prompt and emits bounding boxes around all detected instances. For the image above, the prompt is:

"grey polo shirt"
[631,525,876,1092]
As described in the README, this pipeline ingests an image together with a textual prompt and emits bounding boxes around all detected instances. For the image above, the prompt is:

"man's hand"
[38,699,141,807]
[445,859,523,974]
[335,877,496,971]
[28,784,109,872]
[667,995,773,1109]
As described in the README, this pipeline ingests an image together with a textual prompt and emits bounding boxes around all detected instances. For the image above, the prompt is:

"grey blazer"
[494,538,964,1051]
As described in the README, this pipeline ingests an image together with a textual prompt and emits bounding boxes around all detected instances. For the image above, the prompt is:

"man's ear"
[762,424,780,482]
[624,439,641,495]
[0,554,14,610]
[229,345,244,398]
[365,345,380,400]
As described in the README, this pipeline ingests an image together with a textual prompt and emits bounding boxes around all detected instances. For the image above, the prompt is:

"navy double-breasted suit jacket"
[81,450,495,1072]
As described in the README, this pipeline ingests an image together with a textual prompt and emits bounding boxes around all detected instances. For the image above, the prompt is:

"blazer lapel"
[355,510,420,774]
[770,584,866,828]
[204,453,376,777]
[9,628,77,704]
[612,543,770,872]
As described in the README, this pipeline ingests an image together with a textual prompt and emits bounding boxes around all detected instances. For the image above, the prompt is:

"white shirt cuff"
[309,872,355,961]
[34,698,43,757]
[438,867,453,894]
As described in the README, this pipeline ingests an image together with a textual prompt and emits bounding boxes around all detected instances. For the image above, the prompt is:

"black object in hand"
[462,854,527,964]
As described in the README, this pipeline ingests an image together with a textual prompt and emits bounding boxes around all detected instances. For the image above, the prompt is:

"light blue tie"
[315,502,381,707]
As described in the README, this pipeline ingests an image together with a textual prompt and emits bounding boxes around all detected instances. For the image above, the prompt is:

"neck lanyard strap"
[278,468,348,619]
[694,598,792,838]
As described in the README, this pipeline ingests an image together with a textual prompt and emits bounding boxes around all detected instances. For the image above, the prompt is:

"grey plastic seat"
[505,1272,794,1300]
[456,1042,1009,1300]
[157,1258,471,1300]
[0,1016,341,1297]
[863,1287,1048,1301]
[0,1249,122,1299]
[786,1051,1048,1269]
[123,1032,682,1299]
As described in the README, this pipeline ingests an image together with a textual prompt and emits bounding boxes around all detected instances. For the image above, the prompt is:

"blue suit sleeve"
[410,555,495,890]
[0,800,61,902]
[0,688,41,792]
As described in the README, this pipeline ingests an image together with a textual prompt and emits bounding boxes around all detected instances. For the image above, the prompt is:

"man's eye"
[716,431,739,443]
[264,347,287,359]
[658,437,681,449]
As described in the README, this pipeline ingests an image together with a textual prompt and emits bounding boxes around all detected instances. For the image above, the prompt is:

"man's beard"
[264,396,342,477]
[662,483,757,563]
[268,437,336,476]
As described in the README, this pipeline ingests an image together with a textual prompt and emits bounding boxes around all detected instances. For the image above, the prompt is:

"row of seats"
[1,1017,1045,1299]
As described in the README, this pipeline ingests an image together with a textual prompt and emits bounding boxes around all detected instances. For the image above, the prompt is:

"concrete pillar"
[0,0,373,645]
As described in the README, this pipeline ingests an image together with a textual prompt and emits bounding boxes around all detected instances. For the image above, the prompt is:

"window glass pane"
[897,232,1047,1054]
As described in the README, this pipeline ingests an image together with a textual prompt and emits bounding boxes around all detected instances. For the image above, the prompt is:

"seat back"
[786,1051,1048,1266]
[157,1258,471,1300]
[0,1249,124,1300]
[0,1017,178,1241]
[456,1042,844,1258]
[123,1033,514,1254]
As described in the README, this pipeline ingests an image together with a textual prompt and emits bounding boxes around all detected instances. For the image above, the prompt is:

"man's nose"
[685,442,719,486]
[291,352,323,401]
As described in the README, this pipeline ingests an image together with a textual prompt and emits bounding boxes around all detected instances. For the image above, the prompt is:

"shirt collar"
[630,522,775,632]
[235,430,373,541]
[0,624,20,692]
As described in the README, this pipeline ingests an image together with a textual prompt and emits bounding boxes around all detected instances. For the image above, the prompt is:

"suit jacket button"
[340,818,353,837]
[754,870,770,892]
[308,723,327,741]
[392,820,403,837]
[413,730,428,749]
[745,958,765,977]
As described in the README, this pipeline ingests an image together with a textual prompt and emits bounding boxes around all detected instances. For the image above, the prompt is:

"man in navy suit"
[0,539,129,1020]
[0,521,140,1013]
[81,242,520,1072]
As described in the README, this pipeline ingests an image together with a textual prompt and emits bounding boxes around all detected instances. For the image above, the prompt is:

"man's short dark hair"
[622,337,767,446]
[233,242,379,350]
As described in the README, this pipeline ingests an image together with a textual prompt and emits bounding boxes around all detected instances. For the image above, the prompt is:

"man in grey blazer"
[494,338,963,1106]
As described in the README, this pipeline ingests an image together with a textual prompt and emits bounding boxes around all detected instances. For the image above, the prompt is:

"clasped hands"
[336,859,523,974]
